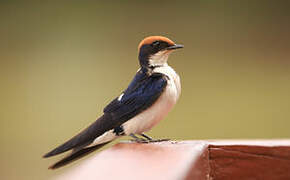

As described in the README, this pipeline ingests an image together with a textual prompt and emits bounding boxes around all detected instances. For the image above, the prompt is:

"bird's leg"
[129,133,170,143]
[140,133,170,143]
[129,133,148,143]
[140,133,153,140]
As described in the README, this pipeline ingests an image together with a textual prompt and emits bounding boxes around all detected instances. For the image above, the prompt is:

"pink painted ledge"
[54,140,290,180]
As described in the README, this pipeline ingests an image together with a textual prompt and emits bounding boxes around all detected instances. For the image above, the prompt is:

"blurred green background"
[1,0,290,179]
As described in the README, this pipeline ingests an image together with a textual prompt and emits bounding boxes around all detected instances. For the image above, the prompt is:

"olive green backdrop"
[1,1,290,179]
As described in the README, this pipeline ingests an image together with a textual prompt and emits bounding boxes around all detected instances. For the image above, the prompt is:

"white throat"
[148,50,171,67]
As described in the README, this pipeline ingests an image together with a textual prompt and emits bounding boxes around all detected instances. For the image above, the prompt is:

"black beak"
[166,44,184,50]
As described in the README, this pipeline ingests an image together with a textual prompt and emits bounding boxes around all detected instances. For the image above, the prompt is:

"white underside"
[123,64,181,134]
[91,64,180,146]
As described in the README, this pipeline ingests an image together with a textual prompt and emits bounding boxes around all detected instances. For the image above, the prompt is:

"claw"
[129,133,148,143]
[129,133,170,143]
[147,138,170,143]
[130,138,149,143]
[141,133,170,142]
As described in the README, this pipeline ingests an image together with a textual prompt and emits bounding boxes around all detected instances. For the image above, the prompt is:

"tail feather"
[49,141,110,169]
[43,115,111,158]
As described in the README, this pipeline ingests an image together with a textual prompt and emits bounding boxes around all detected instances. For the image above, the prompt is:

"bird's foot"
[129,133,148,143]
[129,133,170,143]
[129,138,170,143]
[146,138,170,143]
[141,133,170,142]
[130,138,149,143]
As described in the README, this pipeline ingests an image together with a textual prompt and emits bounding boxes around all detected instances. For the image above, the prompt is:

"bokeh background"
[1,0,290,179]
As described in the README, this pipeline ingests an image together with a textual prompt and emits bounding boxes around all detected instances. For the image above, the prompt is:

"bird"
[43,36,183,169]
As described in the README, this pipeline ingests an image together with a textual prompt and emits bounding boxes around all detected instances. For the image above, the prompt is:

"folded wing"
[43,70,168,159]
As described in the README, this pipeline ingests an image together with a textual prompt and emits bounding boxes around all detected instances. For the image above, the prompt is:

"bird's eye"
[152,41,160,47]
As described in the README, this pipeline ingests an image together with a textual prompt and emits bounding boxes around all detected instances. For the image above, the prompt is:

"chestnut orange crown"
[138,36,175,51]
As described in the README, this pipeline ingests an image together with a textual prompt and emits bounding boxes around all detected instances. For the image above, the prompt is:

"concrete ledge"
[55,140,290,180]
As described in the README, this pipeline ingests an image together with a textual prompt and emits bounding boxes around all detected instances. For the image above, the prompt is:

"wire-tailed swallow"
[43,36,183,169]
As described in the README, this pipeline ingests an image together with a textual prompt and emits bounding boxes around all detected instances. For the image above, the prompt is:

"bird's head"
[138,36,183,68]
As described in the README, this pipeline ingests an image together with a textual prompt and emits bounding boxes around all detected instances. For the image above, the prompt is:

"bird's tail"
[49,141,111,169]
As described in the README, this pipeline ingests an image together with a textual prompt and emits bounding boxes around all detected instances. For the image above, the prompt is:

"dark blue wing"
[43,69,167,158]
[104,69,168,126]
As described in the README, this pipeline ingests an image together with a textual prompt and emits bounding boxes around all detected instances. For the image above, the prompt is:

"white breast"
[123,64,181,135]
